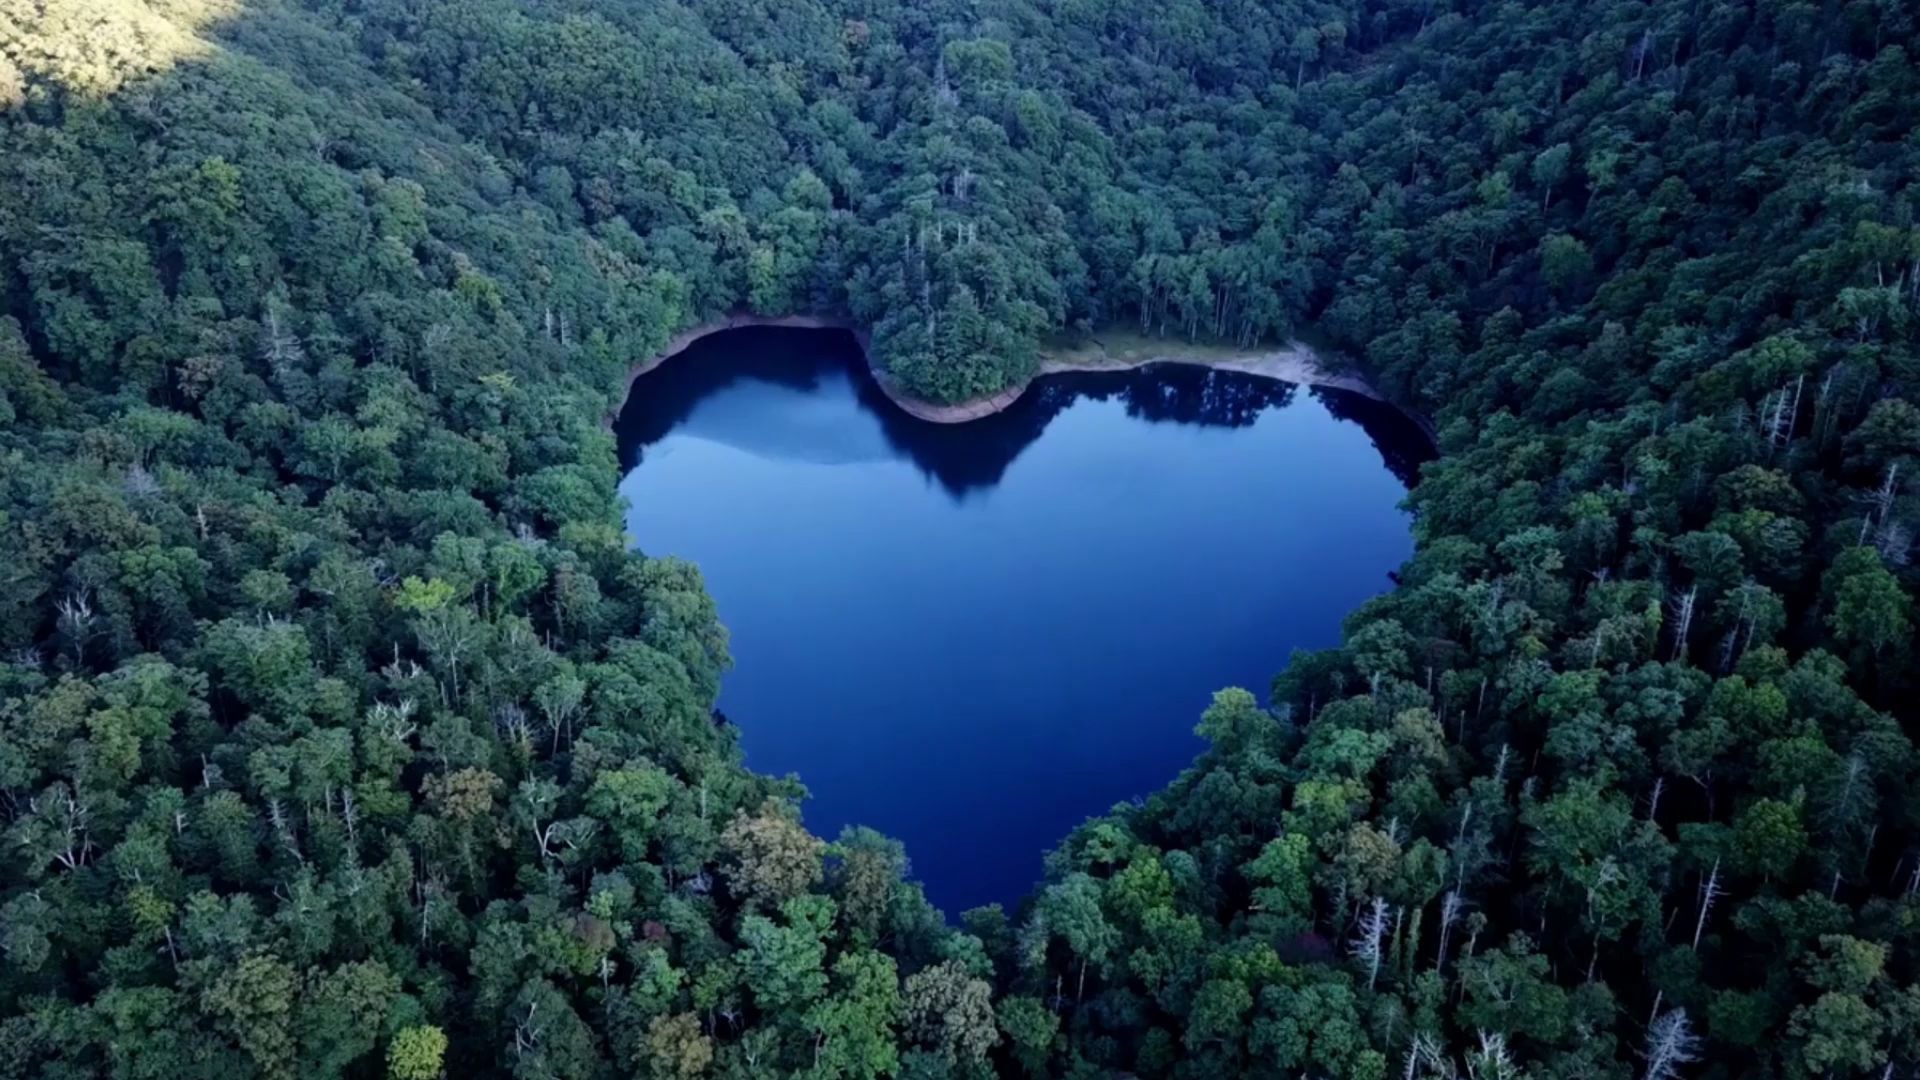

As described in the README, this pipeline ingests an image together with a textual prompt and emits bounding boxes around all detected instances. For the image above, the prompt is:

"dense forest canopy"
[3,0,1919,1078]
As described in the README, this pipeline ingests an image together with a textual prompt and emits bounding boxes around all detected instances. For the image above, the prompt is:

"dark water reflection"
[617,328,1430,496]
[615,326,1431,912]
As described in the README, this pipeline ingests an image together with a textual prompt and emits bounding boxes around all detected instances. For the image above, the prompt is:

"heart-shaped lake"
[614,325,1429,913]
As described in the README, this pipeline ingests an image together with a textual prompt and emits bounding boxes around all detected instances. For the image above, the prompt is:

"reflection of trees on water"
[1311,388,1433,490]
[1030,365,1298,428]
[614,328,853,468]
[614,327,1436,500]
[908,366,1299,496]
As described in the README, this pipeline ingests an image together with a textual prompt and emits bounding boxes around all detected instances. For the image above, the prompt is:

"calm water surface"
[615,327,1429,913]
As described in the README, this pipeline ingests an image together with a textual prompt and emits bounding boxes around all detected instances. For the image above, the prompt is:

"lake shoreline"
[615,313,1433,440]
[617,333,1426,911]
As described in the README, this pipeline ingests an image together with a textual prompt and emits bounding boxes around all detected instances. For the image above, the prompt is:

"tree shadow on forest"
[612,325,1436,499]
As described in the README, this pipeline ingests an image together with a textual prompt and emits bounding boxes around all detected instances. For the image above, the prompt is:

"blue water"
[615,327,1427,914]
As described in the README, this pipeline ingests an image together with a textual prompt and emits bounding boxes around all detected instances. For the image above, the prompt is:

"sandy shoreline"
[615,314,1415,432]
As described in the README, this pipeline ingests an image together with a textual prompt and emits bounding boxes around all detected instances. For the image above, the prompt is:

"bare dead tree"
[1784,373,1804,448]
[1668,586,1696,661]
[1692,860,1722,949]
[340,786,359,850]
[124,463,161,498]
[932,51,957,108]
[1352,896,1391,990]
[1873,519,1912,566]
[260,305,305,371]
[266,797,301,861]
[1435,889,1464,974]
[55,589,99,668]
[44,788,95,871]
[1814,363,1851,446]
[1859,463,1899,544]
[495,702,532,755]
[1759,376,1801,457]
[1403,1032,1454,1080]
[1642,1009,1701,1080]
[514,998,545,1059]
[1465,1031,1519,1080]
[1823,754,1871,834]
[373,698,418,743]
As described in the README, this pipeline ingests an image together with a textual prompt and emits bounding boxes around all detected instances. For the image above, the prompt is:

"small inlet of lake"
[614,326,1431,914]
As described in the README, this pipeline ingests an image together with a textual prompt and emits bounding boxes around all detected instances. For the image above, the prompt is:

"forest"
[2,0,1918,1077]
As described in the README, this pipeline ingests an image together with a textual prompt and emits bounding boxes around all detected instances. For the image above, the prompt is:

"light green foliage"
[739,896,833,1014]
[803,950,904,1079]
[388,1025,449,1080]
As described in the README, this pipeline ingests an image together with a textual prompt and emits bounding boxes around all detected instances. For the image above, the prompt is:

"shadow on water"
[614,325,1435,496]
[1313,386,1433,489]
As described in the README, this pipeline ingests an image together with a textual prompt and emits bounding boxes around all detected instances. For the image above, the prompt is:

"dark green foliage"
[4,0,1920,1077]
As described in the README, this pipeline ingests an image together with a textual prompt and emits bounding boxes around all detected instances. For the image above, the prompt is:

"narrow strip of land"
[617,315,1406,430]
[886,330,1387,423]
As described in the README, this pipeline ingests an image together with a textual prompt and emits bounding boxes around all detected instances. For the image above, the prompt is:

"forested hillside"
[3,1,1918,1078]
